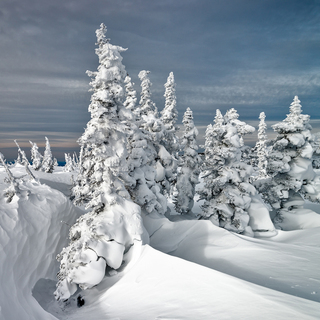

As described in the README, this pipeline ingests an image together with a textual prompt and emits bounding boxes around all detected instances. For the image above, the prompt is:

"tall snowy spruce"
[265,96,320,227]
[161,72,179,156]
[123,74,167,215]
[137,70,176,196]
[55,24,146,301]
[198,109,276,236]
[174,108,202,214]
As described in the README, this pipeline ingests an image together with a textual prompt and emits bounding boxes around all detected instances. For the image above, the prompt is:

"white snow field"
[1,165,320,319]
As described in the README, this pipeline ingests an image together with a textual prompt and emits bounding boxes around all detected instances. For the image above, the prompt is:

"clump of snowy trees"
[2,23,320,302]
[51,24,320,301]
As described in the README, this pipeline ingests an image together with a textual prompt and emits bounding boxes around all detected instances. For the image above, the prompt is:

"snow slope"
[0,165,81,319]
[46,245,320,320]
[146,212,320,302]
[1,165,320,319]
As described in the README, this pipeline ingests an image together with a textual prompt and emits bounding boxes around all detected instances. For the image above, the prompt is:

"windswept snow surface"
[0,165,320,319]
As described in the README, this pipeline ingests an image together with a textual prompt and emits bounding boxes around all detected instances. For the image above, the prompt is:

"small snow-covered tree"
[64,153,74,172]
[174,108,202,214]
[161,72,179,156]
[254,112,269,179]
[123,75,137,112]
[30,141,43,170]
[55,24,145,302]
[136,70,158,118]
[42,137,54,173]
[14,140,36,180]
[198,109,275,235]
[265,96,319,226]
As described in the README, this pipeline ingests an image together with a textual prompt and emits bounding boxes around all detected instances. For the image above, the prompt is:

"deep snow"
[0,164,320,319]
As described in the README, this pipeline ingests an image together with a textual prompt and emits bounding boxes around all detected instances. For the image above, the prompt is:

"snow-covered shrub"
[174,108,202,214]
[55,24,146,301]
[198,109,275,235]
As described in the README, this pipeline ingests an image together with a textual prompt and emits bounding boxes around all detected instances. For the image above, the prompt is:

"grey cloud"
[1,0,320,161]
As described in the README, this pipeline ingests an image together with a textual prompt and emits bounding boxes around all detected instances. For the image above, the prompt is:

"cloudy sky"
[0,0,320,160]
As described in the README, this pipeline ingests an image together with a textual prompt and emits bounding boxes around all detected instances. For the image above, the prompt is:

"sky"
[0,0,320,161]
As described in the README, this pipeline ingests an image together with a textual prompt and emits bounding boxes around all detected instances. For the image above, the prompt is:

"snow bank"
[0,167,80,320]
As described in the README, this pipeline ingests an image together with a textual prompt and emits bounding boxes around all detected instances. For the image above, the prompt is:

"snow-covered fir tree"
[174,108,202,214]
[123,75,137,112]
[55,24,146,301]
[161,72,179,156]
[264,96,320,226]
[198,109,275,235]
[64,153,74,172]
[137,70,158,118]
[122,72,167,215]
[125,119,167,215]
[255,112,269,179]
[42,137,54,173]
[29,141,43,170]
[136,70,176,196]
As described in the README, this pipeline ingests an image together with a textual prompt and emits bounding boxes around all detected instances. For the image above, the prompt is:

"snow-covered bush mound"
[0,166,80,320]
